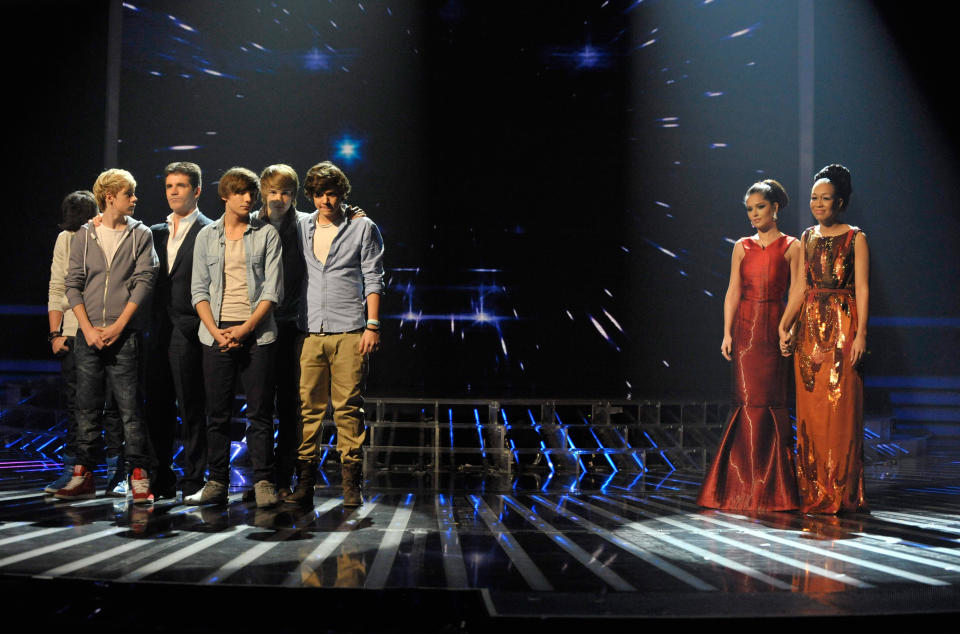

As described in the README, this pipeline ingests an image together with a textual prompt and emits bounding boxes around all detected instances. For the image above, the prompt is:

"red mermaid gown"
[698,235,801,511]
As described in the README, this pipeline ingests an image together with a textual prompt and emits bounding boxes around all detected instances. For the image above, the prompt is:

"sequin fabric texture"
[794,227,867,514]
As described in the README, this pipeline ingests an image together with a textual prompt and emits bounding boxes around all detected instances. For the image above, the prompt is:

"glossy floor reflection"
[1,444,959,623]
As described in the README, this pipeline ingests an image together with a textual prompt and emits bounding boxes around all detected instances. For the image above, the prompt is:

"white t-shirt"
[96,224,127,266]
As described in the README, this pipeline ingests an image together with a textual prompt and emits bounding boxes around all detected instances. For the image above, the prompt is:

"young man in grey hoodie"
[60,169,159,504]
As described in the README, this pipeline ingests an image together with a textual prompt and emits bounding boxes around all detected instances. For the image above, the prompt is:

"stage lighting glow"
[122,2,140,10]
[704,91,724,97]
[727,24,760,39]
[166,145,201,151]
[334,136,361,162]
[303,48,330,71]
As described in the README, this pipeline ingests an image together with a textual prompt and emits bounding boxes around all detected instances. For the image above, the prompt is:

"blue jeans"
[74,330,152,472]
[59,336,123,458]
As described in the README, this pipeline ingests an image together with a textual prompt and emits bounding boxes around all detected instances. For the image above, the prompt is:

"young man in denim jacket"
[187,167,283,508]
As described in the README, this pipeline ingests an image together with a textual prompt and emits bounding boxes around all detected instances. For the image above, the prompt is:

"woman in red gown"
[698,180,801,511]
[779,164,869,514]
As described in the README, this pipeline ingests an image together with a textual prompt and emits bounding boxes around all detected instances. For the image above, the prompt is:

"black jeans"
[202,335,276,484]
[272,320,301,483]
[74,331,151,472]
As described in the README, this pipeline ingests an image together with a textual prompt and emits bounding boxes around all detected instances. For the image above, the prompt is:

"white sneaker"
[107,479,129,498]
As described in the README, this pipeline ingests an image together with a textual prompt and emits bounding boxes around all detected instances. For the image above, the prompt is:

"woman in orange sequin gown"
[780,164,869,514]
[698,180,801,511]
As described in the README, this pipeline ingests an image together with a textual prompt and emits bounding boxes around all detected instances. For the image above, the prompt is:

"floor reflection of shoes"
[253,506,281,529]
[129,504,154,535]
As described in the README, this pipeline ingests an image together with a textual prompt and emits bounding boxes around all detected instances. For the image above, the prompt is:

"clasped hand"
[215,324,251,351]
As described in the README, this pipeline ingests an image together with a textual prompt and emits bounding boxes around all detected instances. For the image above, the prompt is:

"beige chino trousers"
[297,331,367,465]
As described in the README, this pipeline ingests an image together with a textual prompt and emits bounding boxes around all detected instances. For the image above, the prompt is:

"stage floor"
[1,443,959,628]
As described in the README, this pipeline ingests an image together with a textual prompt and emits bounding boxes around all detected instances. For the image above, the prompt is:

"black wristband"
[365,326,381,333]
[47,331,63,342]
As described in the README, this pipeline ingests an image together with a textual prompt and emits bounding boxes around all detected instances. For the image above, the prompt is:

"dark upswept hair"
[60,190,99,231]
[814,163,852,210]
[163,161,202,190]
[744,179,789,211]
[217,167,260,200]
[303,161,351,200]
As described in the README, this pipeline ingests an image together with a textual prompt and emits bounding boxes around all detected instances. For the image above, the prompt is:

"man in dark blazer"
[146,162,212,498]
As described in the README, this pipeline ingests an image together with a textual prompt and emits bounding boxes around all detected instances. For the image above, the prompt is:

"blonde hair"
[92,169,136,210]
[259,164,299,217]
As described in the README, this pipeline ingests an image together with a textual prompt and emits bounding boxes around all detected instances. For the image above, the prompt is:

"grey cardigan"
[65,218,159,331]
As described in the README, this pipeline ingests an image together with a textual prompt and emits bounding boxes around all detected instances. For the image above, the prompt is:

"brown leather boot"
[284,461,316,506]
[341,461,363,507]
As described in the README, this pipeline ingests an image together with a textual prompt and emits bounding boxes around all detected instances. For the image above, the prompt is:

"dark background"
[3,0,958,402]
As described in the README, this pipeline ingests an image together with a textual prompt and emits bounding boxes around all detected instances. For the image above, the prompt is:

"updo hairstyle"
[813,164,852,210]
[744,179,789,211]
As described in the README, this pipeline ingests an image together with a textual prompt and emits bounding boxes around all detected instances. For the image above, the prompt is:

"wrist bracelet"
[366,319,381,327]
[365,326,380,333]
[47,331,63,342]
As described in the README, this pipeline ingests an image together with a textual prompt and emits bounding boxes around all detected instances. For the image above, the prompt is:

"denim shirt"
[298,208,384,333]
[191,215,283,346]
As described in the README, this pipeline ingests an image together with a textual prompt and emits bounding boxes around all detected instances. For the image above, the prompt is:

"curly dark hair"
[744,179,789,211]
[60,190,99,231]
[303,161,351,200]
[814,164,852,210]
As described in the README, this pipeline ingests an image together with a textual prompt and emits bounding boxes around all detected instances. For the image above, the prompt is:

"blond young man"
[60,169,159,504]
[251,164,309,497]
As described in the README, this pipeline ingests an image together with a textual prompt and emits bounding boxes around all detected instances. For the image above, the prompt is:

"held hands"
[357,329,380,354]
[720,334,732,361]
[778,326,795,357]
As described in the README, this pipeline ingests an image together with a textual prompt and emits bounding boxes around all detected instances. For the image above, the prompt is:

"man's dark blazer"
[150,210,213,339]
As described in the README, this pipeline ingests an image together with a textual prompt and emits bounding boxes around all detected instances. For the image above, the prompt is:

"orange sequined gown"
[698,235,800,511]
[794,227,867,514]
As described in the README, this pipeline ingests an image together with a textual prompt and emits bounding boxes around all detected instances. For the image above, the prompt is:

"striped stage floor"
[1,444,959,628]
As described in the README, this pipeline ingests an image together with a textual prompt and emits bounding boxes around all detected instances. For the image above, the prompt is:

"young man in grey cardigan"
[60,169,159,504]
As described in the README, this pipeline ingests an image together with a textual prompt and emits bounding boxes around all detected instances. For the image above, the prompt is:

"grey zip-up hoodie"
[65,218,159,331]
